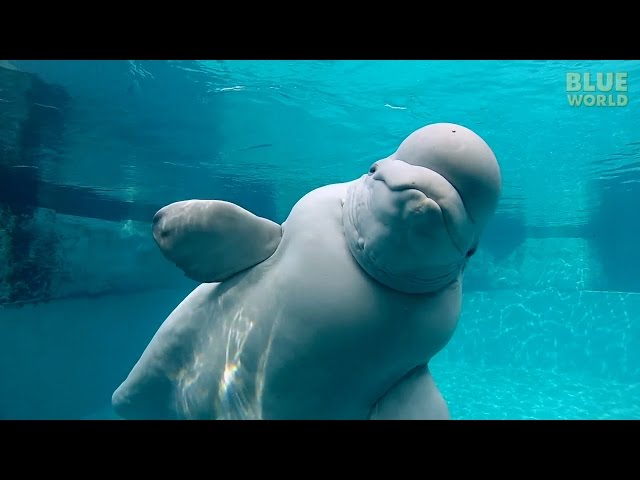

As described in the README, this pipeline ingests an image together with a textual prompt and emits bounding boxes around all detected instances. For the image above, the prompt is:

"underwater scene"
[0,59,638,420]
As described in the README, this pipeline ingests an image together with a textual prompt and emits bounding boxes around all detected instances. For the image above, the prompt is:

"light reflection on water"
[171,283,283,420]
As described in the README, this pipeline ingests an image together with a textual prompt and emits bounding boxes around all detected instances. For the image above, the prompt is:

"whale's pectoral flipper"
[152,200,283,283]
[368,364,450,420]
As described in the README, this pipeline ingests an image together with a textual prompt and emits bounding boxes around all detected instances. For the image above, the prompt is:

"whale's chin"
[342,178,463,295]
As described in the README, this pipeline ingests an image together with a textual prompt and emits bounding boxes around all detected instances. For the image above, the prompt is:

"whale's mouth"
[342,178,464,294]
[370,176,466,257]
[372,172,428,193]
[374,178,433,205]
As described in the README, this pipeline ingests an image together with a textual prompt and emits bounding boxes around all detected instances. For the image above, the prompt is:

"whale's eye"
[369,164,378,174]
[466,246,477,257]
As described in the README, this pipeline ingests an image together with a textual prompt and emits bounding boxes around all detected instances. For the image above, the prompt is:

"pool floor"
[431,361,640,420]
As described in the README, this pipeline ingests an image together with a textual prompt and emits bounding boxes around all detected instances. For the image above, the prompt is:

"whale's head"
[343,123,501,294]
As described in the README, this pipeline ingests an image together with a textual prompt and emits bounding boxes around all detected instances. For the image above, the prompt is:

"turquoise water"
[0,60,639,419]
[433,361,640,420]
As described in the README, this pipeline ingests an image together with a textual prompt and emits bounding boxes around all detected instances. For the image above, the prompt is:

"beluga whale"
[112,122,502,420]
